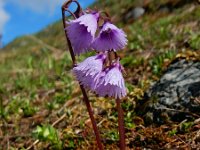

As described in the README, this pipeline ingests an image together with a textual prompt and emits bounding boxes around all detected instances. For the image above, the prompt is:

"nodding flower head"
[92,21,127,52]
[73,53,106,90]
[66,12,100,55]
[94,60,126,99]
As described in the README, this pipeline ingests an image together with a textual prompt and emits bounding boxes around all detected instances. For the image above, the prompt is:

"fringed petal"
[73,53,106,90]
[66,13,99,55]
[92,22,127,52]
[94,61,127,99]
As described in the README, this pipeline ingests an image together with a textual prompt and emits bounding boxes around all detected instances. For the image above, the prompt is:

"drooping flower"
[66,12,99,55]
[92,22,127,52]
[73,53,106,90]
[94,60,126,99]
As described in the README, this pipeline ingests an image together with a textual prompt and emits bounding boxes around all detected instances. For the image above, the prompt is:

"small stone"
[125,7,145,21]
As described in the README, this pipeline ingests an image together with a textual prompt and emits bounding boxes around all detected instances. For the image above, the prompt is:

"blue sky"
[0,0,95,45]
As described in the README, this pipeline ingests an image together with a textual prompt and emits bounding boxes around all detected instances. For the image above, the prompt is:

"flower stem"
[61,1,103,149]
[80,85,104,150]
[116,98,126,150]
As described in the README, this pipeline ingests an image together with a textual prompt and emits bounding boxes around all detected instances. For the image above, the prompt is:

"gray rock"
[125,7,145,21]
[137,59,200,124]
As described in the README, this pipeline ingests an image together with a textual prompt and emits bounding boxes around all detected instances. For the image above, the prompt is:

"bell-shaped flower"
[66,12,99,55]
[92,22,127,52]
[73,53,106,90]
[94,61,126,99]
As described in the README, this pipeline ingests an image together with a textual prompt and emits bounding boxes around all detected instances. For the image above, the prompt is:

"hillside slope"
[0,0,200,149]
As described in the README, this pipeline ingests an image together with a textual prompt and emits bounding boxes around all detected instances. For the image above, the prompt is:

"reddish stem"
[116,98,126,150]
[80,85,104,150]
[62,9,77,65]
[61,1,103,149]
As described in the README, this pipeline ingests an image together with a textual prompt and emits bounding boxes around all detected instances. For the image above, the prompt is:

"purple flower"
[94,61,126,99]
[73,53,106,89]
[92,22,127,52]
[66,13,99,55]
